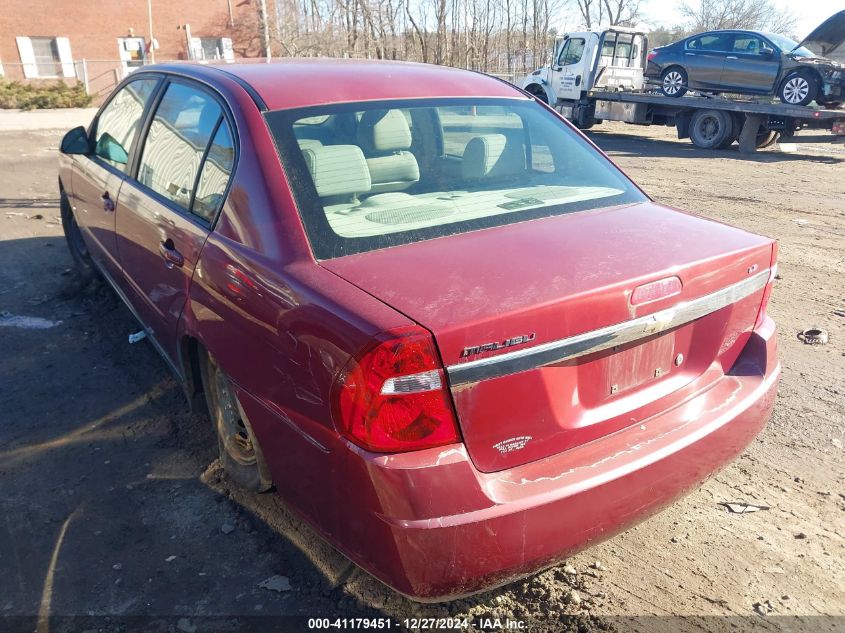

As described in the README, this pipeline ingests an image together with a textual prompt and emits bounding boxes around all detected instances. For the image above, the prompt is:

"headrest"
[461,134,525,180]
[301,144,371,198]
[357,110,413,153]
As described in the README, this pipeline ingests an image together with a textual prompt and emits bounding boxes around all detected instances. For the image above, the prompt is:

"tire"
[660,67,688,98]
[525,84,548,104]
[60,190,96,283]
[689,109,733,149]
[778,70,819,106]
[717,113,742,149]
[201,351,273,493]
[819,101,843,110]
[756,130,781,149]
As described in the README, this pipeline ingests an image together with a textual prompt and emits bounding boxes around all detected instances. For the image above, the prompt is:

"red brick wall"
[1,0,270,98]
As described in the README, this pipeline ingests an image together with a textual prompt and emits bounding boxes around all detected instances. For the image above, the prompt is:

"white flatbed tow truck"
[521,27,845,152]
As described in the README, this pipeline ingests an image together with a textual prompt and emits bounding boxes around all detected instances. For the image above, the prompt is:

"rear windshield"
[265,98,647,259]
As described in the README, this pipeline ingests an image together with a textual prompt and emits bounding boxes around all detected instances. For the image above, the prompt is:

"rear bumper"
[339,318,779,600]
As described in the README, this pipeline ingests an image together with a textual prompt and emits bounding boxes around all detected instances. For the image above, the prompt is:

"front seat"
[461,134,525,182]
[356,110,420,194]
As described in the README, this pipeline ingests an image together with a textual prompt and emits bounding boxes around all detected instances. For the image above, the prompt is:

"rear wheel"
[689,109,732,149]
[60,190,96,283]
[660,67,688,98]
[756,129,781,149]
[778,70,818,106]
[201,351,273,492]
[819,100,843,110]
[717,113,742,149]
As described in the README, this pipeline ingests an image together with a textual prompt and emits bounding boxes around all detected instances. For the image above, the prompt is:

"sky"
[556,0,843,39]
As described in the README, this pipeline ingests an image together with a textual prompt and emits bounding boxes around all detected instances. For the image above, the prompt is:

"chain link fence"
[1,58,528,105]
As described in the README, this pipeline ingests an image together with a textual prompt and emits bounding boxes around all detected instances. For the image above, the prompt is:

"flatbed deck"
[588,90,845,121]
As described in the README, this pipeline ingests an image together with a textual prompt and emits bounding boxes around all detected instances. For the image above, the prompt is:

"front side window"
[94,78,159,171]
[558,38,586,66]
[138,82,223,214]
[732,35,763,53]
[266,98,647,259]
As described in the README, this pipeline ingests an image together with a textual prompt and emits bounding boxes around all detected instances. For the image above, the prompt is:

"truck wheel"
[201,351,273,493]
[779,70,818,106]
[756,130,781,149]
[525,84,548,104]
[60,190,96,284]
[717,113,741,148]
[660,67,688,98]
[689,109,732,149]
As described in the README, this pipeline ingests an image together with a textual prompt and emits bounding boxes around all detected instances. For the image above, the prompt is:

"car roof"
[149,59,525,111]
[688,29,765,38]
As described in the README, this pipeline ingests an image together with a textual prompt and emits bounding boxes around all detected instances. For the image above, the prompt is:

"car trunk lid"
[321,202,775,472]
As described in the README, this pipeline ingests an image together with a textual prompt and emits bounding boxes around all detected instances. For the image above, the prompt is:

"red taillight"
[332,326,461,453]
[647,51,657,62]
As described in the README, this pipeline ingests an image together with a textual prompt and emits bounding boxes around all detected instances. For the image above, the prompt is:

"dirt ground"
[0,119,843,633]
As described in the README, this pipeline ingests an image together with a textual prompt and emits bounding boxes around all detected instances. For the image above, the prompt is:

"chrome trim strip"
[446,269,770,386]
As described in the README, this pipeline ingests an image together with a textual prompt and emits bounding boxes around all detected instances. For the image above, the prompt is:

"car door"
[683,33,732,89]
[553,37,587,100]
[69,77,160,279]
[720,34,781,92]
[115,79,236,365]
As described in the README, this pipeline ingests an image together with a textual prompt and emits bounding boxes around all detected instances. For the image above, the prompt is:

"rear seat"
[299,144,371,202]
[356,110,420,194]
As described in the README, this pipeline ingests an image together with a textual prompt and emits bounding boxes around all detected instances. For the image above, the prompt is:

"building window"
[30,37,61,76]
[16,36,74,78]
[189,37,234,62]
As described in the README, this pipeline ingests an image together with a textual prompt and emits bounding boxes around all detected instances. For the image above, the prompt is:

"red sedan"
[58,60,780,600]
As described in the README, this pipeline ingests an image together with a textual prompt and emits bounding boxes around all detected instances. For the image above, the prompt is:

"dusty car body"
[646,11,845,106]
[58,60,780,600]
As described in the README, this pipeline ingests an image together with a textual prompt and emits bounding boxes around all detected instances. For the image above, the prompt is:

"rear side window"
[138,82,227,218]
[266,98,647,259]
[688,34,731,51]
[94,78,158,171]
[193,121,235,222]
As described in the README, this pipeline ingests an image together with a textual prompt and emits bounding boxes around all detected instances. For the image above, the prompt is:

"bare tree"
[680,0,797,34]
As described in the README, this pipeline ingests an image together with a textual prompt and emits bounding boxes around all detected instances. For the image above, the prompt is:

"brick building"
[0,0,269,99]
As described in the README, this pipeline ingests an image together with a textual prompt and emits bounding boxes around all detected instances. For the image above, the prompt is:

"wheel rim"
[695,114,722,141]
[68,212,89,259]
[663,71,684,95]
[783,77,809,104]
[212,366,256,466]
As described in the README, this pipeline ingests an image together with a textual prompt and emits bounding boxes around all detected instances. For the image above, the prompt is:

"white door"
[551,37,588,101]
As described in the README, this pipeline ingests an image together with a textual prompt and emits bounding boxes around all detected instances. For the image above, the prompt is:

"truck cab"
[523,27,648,113]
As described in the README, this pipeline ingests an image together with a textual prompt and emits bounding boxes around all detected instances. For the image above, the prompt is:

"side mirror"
[760,46,775,57]
[60,126,90,155]
[95,132,129,165]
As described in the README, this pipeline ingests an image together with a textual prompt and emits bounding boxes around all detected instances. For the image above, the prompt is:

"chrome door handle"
[726,55,738,59]
[159,238,184,269]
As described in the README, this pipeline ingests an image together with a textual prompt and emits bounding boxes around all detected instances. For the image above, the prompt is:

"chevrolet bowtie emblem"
[642,308,676,335]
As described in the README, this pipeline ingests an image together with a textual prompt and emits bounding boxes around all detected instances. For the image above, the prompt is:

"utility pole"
[258,0,272,60]
[147,0,156,63]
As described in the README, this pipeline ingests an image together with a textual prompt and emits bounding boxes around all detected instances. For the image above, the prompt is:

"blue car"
[644,12,845,107]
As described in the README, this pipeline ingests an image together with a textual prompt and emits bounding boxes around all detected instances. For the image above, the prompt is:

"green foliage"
[0,80,92,110]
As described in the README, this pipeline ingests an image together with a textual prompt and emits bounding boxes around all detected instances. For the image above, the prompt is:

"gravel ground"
[0,117,842,633]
